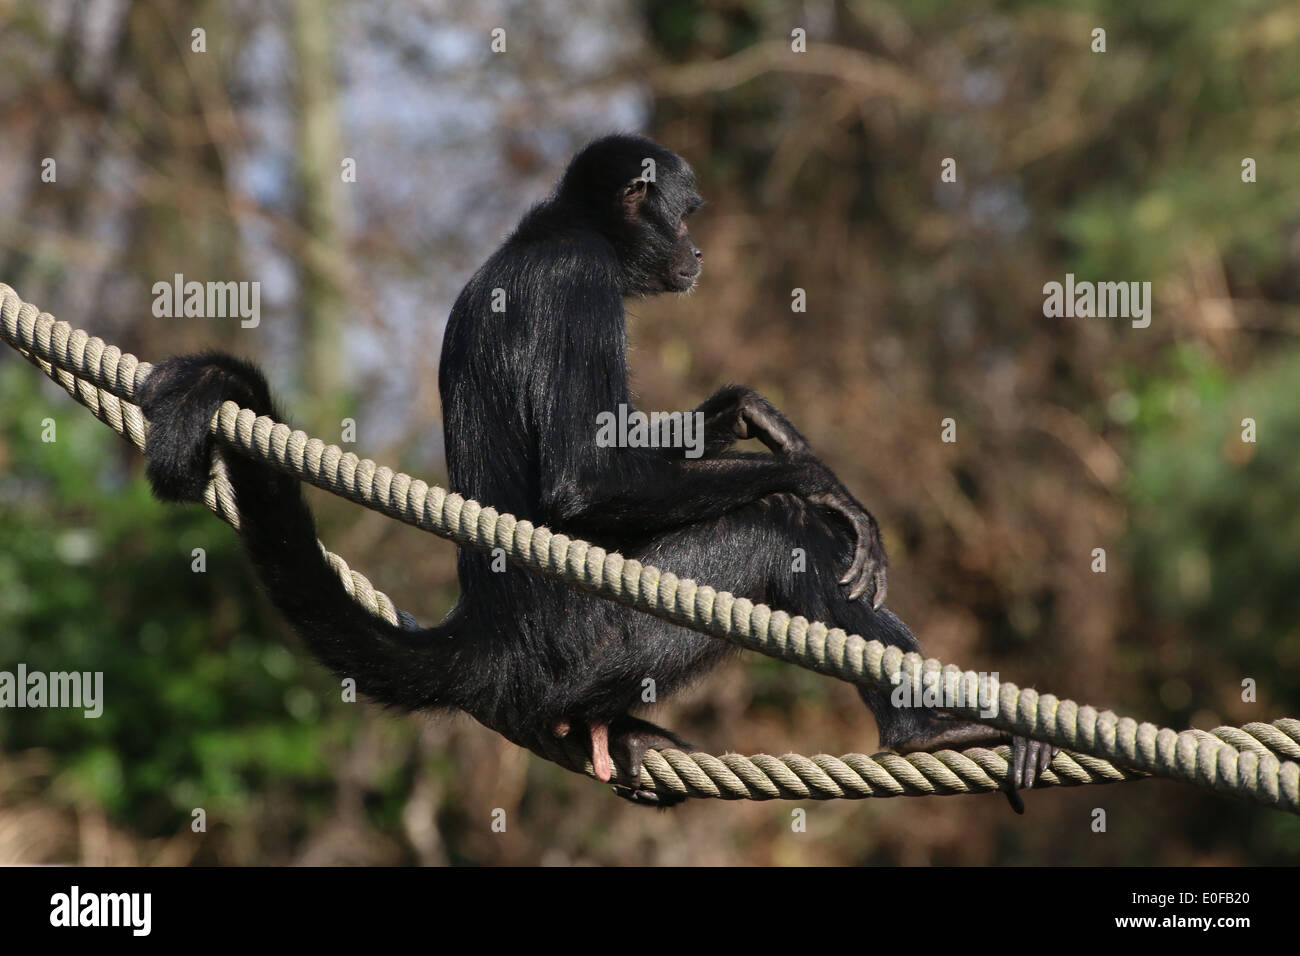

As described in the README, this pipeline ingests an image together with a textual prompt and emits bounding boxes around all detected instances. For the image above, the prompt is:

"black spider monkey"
[139,134,1054,808]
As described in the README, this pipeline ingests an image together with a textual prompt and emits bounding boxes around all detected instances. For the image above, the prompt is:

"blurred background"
[1,0,1299,865]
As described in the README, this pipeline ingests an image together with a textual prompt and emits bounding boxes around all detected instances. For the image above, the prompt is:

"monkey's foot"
[895,718,1059,814]
[583,715,693,808]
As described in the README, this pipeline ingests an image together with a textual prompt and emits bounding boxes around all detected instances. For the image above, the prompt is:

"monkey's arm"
[546,447,887,605]
[564,382,889,600]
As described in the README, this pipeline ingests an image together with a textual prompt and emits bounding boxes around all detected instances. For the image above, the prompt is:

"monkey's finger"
[839,536,869,589]
[1004,789,1026,814]
[871,571,887,610]
[842,566,869,601]
[845,576,868,603]
[1012,737,1028,787]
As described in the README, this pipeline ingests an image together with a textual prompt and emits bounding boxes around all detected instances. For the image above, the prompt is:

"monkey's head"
[558,134,704,297]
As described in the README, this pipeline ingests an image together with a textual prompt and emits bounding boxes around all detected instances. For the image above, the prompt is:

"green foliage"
[1127,346,1300,703]
[0,364,356,835]
[1125,346,1300,858]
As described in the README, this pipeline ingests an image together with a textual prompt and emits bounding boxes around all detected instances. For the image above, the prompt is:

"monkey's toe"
[1003,736,1059,812]
[611,784,688,808]
[1010,735,1058,790]
[886,717,1056,814]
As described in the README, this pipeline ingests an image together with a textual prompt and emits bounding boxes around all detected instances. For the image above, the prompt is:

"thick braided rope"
[530,736,1146,799]
[1201,719,1300,761]
[3,283,1298,811]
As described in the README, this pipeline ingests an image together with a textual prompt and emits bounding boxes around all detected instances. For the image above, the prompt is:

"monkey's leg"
[615,496,1055,811]
[744,502,1058,810]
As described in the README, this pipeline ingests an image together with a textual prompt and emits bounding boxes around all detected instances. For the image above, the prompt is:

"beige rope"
[3,283,1297,811]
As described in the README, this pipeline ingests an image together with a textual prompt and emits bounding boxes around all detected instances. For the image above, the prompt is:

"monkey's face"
[556,135,706,297]
[666,205,703,292]
[619,178,704,296]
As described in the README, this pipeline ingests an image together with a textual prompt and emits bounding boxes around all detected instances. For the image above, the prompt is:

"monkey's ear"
[621,177,648,212]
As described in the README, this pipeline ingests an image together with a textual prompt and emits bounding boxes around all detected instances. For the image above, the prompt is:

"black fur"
[139,134,1050,806]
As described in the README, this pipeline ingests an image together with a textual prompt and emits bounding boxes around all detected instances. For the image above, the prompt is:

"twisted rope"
[530,734,1147,800]
[3,283,1297,811]
[1201,720,1300,761]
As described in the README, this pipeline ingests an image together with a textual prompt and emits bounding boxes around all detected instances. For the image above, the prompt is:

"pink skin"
[553,717,614,782]
[589,722,613,782]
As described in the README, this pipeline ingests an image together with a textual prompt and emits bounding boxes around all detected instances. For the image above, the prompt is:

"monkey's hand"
[808,483,888,607]
[731,389,814,457]
[688,386,816,459]
[137,351,278,503]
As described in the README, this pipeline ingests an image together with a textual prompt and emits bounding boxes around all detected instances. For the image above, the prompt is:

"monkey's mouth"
[672,267,701,291]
